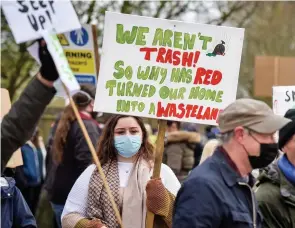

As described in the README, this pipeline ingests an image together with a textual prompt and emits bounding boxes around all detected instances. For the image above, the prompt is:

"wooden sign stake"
[146,119,167,228]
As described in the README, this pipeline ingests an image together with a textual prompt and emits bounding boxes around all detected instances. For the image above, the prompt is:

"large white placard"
[273,86,295,116]
[1,0,81,43]
[94,12,244,125]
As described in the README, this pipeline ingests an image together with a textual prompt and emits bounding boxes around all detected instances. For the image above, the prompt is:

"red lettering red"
[193,67,206,84]
[164,49,173,64]
[173,51,181,66]
[211,70,222,85]
[203,107,211,120]
[156,48,166,63]
[203,70,213,85]
[191,105,198,118]
[156,102,168,117]
[182,52,194,67]
[210,108,219,120]
[139,47,158,61]
[185,104,193,118]
[176,103,185,118]
[168,103,177,117]
[197,106,204,119]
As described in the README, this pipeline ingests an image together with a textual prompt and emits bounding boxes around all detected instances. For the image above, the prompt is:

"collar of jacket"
[214,147,250,187]
[79,111,99,126]
[1,177,15,199]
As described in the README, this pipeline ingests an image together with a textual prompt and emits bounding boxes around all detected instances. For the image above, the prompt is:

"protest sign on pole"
[57,24,99,85]
[273,86,295,116]
[1,0,81,43]
[1,89,23,168]
[94,12,244,227]
[94,12,244,126]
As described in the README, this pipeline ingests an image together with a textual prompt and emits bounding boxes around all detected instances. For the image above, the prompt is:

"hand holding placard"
[38,39,59,81]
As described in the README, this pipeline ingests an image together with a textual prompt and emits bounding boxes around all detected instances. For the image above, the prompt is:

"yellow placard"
[64,49,95,74]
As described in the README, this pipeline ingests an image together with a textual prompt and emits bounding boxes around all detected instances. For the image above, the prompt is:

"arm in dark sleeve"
[1,78,56,172]
[74,121,100,174]
[173,177,222,228]
[13,186,37,227]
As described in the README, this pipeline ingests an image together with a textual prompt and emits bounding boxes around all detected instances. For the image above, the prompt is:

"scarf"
[87,158,158,228]
[278,154,295,185]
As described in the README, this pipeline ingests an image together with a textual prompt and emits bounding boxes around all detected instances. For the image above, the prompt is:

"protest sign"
[1,0,81,43]
[273,86,295,116]
[57,24,99,85]
[94,12,244,125]
[1,89,23,168]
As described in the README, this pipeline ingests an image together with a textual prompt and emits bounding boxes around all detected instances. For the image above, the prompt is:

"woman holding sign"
[61,115,180,228]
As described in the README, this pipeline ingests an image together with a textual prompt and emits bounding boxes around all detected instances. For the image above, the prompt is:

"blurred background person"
[163,121,200,182]
[15,127,44,215]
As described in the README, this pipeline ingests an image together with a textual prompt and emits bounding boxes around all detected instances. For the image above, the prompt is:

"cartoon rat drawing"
[206,40,226,57]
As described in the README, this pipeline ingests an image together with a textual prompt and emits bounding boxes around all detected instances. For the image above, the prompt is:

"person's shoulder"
[255,181,281,204]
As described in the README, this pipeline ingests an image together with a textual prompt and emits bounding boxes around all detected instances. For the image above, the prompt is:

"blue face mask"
[114,135,142,158]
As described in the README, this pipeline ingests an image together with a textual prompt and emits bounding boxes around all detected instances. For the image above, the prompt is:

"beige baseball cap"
[218,98,291,134]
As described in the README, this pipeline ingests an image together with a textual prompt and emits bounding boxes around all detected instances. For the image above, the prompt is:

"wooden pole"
[146,119,167,228]
[62,83,123,227]
[92,24,100,78]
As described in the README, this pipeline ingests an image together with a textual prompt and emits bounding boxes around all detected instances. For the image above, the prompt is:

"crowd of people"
[1,40,295,228]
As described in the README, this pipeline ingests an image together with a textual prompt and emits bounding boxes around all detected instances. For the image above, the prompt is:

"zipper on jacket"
[238,182,257,228]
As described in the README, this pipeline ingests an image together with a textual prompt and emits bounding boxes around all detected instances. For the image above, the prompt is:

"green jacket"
[255,162,295,228]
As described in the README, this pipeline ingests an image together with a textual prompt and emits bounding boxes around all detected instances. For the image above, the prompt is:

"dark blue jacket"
[1,177,37,228]
[173,147,263,228]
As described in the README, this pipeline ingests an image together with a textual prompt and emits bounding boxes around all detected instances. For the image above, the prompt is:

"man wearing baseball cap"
[173,98,290,228]
[255,109,295,227]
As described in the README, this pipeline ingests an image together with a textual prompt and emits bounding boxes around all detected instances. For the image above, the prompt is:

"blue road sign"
[70,27,89,46]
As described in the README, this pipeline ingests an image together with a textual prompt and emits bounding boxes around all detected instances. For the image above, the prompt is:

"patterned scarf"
[87,159,121,227]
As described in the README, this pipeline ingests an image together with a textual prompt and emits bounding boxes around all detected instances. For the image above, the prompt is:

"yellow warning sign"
[57,34,70,46]
[64,49,95,74]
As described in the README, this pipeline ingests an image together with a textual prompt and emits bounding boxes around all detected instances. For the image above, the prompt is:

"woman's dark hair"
[97,115,155,166]
[52,84,96,163]
[167,120,181,130]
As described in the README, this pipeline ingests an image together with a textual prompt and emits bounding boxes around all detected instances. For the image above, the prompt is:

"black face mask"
[91,111,98,119]
[244,135,278,169]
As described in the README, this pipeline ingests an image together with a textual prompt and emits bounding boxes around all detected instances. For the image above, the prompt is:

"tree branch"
[86,1,97,24]
[153,1,168,18]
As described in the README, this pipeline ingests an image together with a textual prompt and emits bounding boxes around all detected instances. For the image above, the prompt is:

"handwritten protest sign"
[1,89,23,168]
[1,0,81,43]
[273,86,295,116]
[94,12,244,125]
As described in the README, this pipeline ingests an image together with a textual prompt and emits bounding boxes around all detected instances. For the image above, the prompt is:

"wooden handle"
[146,119,167,228]
[63,84,123,227]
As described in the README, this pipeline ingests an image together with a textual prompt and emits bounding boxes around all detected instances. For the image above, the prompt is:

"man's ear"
[233,126,246,143]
